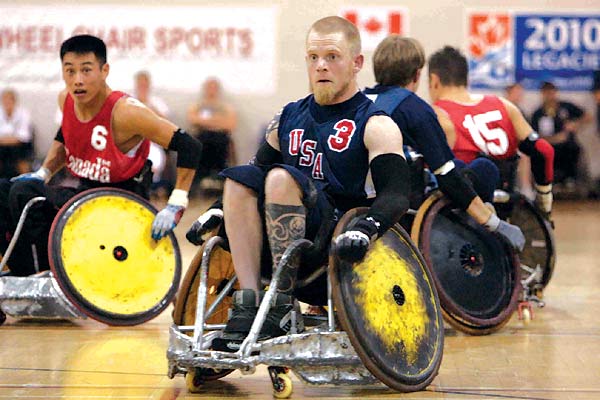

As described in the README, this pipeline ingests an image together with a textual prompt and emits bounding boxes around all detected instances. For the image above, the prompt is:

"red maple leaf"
[364,17,382,34]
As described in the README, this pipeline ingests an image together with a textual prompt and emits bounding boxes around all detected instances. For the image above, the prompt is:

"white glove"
[10,167,51,183]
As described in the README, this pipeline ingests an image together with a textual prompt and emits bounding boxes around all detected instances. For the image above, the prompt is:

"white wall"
[2,0,599,177]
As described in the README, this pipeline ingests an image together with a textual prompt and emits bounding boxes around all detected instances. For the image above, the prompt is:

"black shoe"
[261,293,305,338]
[212,289,259,352]
[212,291,304,352]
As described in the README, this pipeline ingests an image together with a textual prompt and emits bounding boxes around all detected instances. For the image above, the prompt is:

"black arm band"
[168,128,202,169]
[54,127,64,144]
[367,153,410,236]
[436,167,478,210]
[251,140,282,167]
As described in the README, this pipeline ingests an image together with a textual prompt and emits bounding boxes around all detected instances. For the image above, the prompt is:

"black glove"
[185,208,224,246]
[333,217,380,263]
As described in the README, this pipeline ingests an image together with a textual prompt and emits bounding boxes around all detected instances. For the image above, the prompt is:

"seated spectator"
[531,81,591,187]
[505,82,526,116]
[0,89,34,179]
[133,70,173,201]
[187,77,237,193]
[505,82,534,198]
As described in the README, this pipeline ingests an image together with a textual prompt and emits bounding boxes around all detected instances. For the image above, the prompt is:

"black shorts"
[220,164,338,305]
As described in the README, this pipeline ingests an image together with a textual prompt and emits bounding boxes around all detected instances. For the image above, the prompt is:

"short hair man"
[0,35,202,276]
[428,46,555,215]
[364,35,524,251]
[187,16,411,350]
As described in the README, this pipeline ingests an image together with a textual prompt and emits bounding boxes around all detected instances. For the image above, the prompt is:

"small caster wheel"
[272,373,292,399]
[185,368,203,393]
[521,307,531,325]
[518,302,533,325]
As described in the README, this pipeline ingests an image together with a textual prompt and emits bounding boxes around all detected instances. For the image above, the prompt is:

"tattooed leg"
[264,204,306,295]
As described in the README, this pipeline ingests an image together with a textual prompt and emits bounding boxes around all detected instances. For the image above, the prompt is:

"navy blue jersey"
[364,85,454,172]
[278,92,384,210]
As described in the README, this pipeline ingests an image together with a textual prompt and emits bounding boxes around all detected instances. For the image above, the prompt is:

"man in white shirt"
[0,89,34,178]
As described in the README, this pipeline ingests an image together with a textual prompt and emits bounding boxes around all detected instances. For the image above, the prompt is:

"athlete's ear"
[414,68,422,89]
[429,72,440,89]
[102,63,110,79]
[353,54,364,73]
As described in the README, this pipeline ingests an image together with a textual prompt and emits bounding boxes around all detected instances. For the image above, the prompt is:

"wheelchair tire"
[330,208,444,392]
[411,192,520,335]
[172,237,236,381]
[504,194,556,289]
[49,188,181,326]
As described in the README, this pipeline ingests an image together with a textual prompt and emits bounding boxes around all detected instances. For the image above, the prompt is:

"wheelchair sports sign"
[467,11,600,91]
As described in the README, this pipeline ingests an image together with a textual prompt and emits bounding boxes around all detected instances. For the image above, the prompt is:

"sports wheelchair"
[0,187,181,326]
[167,208,444,397]
[489,155,556,321]
[399,151,527,334]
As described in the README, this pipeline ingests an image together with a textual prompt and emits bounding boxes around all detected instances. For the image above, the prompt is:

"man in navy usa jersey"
[364,35,524,251]
[188,16,412,350]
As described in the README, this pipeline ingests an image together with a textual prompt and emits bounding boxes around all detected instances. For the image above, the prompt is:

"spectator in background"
[505,82,527,117]
[593,71,600,138]
[531,81,591,188]
[0,89,34,179]
[591,71,600,198]
[505,82,534,197]
[133,70,173,201]
[187,77,237,193]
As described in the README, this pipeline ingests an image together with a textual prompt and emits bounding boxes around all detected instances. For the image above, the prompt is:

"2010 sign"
[515,14,600,90]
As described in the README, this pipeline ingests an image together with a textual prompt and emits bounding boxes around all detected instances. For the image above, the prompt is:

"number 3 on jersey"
[462,111,508,156]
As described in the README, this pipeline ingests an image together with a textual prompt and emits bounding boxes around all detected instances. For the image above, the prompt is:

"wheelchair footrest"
[0,274,86,320]
[167,326,378,385]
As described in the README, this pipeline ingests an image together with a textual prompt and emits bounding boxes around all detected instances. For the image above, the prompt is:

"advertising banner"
[0,5,278,94]
[467,11,600,91]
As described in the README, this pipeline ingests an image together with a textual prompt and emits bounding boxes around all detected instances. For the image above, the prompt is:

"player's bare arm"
[433,105,457,148]
[500,97,536,141]
[112,97,196,191]
[363,114,404,161]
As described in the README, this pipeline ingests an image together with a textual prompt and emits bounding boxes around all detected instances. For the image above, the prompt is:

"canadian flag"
[340,7,409,51]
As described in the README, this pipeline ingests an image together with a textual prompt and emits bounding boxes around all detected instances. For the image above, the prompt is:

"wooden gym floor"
[0,197,599,400]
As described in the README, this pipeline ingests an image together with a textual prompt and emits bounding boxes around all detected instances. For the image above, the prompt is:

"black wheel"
[412,192,520,335]
[48,188,181,326]
[504,194,555,289]
[330,208,444,392]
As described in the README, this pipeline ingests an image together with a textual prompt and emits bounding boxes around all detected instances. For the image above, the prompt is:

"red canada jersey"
[62,91,150,183]
[434,95,519,163]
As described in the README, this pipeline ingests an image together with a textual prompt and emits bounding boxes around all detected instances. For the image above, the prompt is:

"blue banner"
[515,14,600,91]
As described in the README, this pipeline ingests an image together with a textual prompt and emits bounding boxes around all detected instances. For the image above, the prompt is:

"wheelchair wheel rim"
[49,188,181,325]
[417,195,519,330]
[508,196,555,288]
[331,209,444,391]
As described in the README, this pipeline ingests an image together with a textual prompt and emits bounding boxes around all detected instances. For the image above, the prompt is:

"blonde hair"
[373,35,425,86]
[307,16,361,55]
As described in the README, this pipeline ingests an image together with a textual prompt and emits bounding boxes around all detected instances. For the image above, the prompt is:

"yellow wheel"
[272,373,293,399]
[534,288,544,299]
[185,368,204,393]
[49,188,181,325]
[331,208,444,392]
